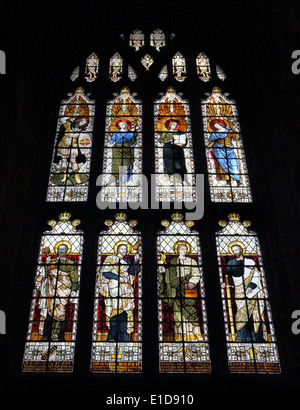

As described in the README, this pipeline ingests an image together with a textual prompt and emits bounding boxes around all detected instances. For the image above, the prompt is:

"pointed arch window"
[154,87,196,202]
[91,213,142,373]
[172,52,187,82]
[157,213,211,373]
[201,87,252,202]
[97,87,143,203]
[196,52,211,82]
[109,52,123,82]
[84,52,99,82]
[22,212,83,372]
[216,213,280,374]
[46,87,95,202]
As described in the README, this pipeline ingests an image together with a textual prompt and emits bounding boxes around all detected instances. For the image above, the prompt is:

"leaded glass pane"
[22,213,83,373]
[157,213,211,373]
[109,53,123,82]
[91,213,142,373]
[216,213,280,374]
[129,29,144,51]
[172,52,186,82]
[201,87,252,202]
[196,52,211,82]
[46,87,95,202]
[154,87,197,202]
[84,52,99,82]
[150,28,166,51]
[97,87,142,203]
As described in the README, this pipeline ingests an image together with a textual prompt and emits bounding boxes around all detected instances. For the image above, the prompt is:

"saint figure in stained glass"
[98,242,140,342]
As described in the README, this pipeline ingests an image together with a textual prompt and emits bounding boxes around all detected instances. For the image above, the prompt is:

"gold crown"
[212,86,221,94]
[167,86,175,93]
[115,212,127,221]
[171,212,184,222]
[228,213,240,222]
[58,212,71,222]
[75,86,85,94]
[121,86,130,94]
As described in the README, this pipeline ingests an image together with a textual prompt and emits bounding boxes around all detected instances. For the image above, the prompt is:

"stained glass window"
[46,87,95,202]
[150,28,166,51]
[196,52,211,82]
[97,87,142,203]
[129,29,144,51]
[216,65,226,81]
[172,52,186,82]
[141,54,154,70]
[154,87,196,202]
[216,213,280,374]
[158,65,168,81]
[70,66,80,82]
[91,213,142,373]
[23,212,83,372]
[109,53,123,82]
[201,87,252,202]
[157,213,211,373]
[128,65,137,81]
[84,52,99,82]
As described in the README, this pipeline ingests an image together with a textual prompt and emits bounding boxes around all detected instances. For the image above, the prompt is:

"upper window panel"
[172,52,187,82]
[84,52,99,82]
[109,53,123,82]
[201,87,252,202]
[216,213,280,374]
[154,87,197,203]
[47,87,95,202]
[97,87,143,203]
[150,28,166,51]
[129,29,144,51]
[196,52,211,82]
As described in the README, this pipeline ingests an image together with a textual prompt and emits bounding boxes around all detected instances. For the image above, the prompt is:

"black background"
[0,0,299,401]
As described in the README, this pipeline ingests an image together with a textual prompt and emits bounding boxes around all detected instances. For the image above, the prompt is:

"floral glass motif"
[22,212,83,373]
[109,53,123,82]
[196,52,211,82]
[91,213,142,373]
[216,213,281,374]
[141,54,154,70]
[150,28,166,51]
[157,213,211,373]
[172,52,187,82]
[84,52,99,82]
[201,87,252,202]
[216,65,226,81]
[158,65,168,81]
[98,87,142,203]
[46,87,95,202]
[154,87,197,202]
[129,29,144,51]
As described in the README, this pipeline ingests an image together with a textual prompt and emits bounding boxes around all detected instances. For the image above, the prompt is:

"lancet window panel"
[46,87,95,202]
[84,52,99,82]
[22,212,83,373]
[98,87,143,204]
[201,87,252,203]
[196,52,211,82]
[154,87,197,203]
[91,213,142,373]
[157,213,211,374]
[216,213,280,374]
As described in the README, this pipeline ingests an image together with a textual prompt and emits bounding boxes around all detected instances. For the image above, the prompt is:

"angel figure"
[206,95,241,185]
[156,97,188,183]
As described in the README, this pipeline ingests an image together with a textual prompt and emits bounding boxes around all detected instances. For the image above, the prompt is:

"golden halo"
[228,241,246,255]
[113,240,132,255]
[174,240,191,255]
[54,240,72,255]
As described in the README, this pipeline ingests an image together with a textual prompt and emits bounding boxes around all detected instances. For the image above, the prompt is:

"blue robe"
[209,128,240,181]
